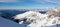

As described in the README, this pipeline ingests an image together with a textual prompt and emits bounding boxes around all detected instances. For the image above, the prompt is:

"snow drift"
[13,9,60,27]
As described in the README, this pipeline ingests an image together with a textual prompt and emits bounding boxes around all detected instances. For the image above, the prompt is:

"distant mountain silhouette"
[0,10,27,22]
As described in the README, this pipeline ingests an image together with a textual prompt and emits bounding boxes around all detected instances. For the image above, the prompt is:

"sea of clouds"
[13,8,60,27]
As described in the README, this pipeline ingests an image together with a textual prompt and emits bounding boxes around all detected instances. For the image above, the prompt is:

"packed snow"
[13,9,60,27]
[0,16,26,27]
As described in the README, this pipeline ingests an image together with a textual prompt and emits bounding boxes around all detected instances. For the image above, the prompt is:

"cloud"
[32,0,60,4]
[0,0,60,4]
[45,0,60,4]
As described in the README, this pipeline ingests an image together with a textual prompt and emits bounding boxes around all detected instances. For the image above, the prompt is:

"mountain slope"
[0,16,26,27]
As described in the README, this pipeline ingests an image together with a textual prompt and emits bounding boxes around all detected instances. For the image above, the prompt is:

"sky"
[0,0,60,9]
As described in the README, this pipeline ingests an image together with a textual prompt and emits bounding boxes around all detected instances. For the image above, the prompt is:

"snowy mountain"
[13,9,60,27]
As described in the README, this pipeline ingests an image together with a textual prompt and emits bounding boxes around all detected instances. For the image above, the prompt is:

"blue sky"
[0,0,60,9]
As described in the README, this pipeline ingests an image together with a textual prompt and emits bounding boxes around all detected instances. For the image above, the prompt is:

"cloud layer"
[0,0,60,9]
[32,0,60,4]
[0,0,60,4]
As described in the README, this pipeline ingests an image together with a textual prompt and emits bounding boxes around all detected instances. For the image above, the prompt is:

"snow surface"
[13,9,60,27]
[0,16,27,27]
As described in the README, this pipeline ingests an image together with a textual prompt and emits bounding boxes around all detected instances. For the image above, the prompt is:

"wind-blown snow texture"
[13,9,60,27]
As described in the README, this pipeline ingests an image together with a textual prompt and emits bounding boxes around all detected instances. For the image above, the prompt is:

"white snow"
[0,16,25,27]
[19,21,24,24]
[13,9,60,27]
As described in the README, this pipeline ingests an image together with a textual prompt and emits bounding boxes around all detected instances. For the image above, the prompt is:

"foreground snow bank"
[0,16,26,27]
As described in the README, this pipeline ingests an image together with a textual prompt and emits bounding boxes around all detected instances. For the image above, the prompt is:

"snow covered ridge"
[13,9,60,27]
